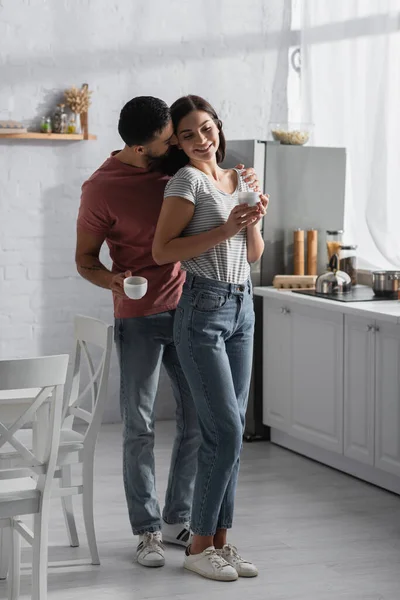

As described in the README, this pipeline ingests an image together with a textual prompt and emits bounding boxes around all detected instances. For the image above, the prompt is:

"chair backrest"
[0,355,69,492]
[63,315,113,447]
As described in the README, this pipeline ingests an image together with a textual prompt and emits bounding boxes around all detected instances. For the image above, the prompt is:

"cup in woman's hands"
[123,276,148,299]
[238,191,260,207]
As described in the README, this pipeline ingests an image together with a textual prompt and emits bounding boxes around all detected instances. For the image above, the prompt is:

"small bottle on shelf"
[67,115,76,134]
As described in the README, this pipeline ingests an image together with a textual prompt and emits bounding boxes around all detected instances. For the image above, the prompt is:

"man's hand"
[110,270,132,298]
[234,163,261,192]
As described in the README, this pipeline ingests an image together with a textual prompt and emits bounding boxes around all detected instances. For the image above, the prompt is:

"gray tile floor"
[5,421,400,600]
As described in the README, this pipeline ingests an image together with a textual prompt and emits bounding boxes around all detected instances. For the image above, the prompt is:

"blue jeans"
[173,274,255,536]
[114,311,200,535]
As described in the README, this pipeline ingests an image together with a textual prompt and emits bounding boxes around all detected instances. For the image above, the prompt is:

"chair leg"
[82,454,100,565]
[31,511,49,600]
[0,526,11,580]
[61,465,79,547]
[9,522,20,600]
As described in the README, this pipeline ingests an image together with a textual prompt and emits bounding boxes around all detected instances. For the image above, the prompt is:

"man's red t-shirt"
[77,153,185,318]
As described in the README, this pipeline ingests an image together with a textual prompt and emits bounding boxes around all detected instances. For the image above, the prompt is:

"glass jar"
[53,104,68,134]
[326,230,344,263]
[40,116,52,133]
[340,244,358,286]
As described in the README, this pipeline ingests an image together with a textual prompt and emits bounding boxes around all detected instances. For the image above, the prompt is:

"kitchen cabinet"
[375,321,400,477]
[290,304,343,453]
[256,286,400,495]
[262,299,343,452]
[262,298,292,432]
[344,314,375,465]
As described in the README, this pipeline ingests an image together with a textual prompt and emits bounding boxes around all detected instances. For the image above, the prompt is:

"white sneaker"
[184,546,238,581]
[137,532,165,567]
[216,544,258,577]
[162,520,192,547]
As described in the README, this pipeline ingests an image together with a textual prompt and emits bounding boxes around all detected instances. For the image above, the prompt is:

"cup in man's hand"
[123,276,148,300]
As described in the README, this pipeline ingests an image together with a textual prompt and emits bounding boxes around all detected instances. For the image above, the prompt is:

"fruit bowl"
[270,122,313,145]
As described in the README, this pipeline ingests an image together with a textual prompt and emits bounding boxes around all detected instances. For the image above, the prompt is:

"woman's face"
[175,110,220,162]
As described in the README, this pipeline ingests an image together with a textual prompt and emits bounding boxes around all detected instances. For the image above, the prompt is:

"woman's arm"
[247,225,265,263]
[152,196,259,266]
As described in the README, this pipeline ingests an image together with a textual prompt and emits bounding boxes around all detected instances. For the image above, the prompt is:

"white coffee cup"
[123,276,148,300]
[237,191,260,207]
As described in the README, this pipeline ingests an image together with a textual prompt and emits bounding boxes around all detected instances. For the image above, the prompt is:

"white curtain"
[299,0,400,269]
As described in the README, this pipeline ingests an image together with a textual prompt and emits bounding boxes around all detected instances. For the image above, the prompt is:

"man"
[75,96,259,568]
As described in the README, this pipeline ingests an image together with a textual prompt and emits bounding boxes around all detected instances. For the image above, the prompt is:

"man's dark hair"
[118,96,171,146]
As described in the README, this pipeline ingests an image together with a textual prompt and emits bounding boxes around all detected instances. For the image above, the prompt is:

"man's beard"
[146,148,175,174]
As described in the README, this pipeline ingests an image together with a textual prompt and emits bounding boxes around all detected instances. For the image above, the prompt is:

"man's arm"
[75,229,129,298]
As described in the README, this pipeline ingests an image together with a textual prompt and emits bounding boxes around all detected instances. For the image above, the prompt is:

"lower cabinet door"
[343,315,375,465]
[375,320,400,477]
[290,303,344,453]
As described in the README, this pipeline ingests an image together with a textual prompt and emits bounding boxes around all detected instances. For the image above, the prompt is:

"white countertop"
[253,286,400,324]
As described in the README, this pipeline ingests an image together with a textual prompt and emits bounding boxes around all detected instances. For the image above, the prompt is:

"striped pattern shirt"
[164,165,251,284]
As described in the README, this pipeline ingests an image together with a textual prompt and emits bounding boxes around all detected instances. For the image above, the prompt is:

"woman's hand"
[234,163,260,192]
[247,194,270,228]
[222,204,260,238]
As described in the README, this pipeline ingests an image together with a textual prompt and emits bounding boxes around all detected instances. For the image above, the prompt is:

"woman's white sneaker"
[216,544,258,577]
[137,532,165,567]
[184,546,238,581]
[162,520,192,547]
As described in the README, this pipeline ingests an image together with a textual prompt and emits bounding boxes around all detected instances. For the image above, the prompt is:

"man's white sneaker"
[216,544,258,577]
[162,520,192,547]
[137,532,165,567]
[184,546,238,581]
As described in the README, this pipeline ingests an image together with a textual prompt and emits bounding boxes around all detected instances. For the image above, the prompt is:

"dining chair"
[0,354,69,600]
[55,315,113,566]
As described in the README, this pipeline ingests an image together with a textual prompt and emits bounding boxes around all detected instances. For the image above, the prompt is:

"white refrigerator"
[222,140,347,439]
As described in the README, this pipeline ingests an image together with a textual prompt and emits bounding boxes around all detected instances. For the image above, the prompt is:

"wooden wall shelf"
[0,133,96,141]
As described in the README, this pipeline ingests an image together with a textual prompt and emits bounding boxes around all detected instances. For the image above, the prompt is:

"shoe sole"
[137,558,165,567]
[237,570,259,578]
[184,563,238,582]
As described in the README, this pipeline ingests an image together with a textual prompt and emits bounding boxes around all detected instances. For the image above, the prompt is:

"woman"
[152,95,268,582]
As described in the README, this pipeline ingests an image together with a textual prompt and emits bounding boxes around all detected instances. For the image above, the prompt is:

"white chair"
[0,354,69,600]
[55,315,113,566]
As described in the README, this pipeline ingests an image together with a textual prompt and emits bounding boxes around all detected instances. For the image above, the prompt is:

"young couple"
[76,95,269,582]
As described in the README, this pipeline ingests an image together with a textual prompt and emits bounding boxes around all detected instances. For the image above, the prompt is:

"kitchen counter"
[253,286,400,324]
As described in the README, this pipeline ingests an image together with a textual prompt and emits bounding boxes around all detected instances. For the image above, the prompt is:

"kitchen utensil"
[340,244,358,286]
[315,254,352,295]
[326,230,343,262]
[293,229,305,276]
[269,122,313,145]
[123,276,148,299]
[372,271,400,298]
[237,191,259,206]
[307,229,318,275]
[273,275,317,290]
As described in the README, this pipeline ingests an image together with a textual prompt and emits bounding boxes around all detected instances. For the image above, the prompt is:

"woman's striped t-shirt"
[164,165,251,284]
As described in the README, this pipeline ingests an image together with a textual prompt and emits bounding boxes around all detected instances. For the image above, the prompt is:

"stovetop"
[292,286,398,303]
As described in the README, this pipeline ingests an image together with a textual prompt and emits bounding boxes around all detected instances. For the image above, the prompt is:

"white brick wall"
[0,0,290,422]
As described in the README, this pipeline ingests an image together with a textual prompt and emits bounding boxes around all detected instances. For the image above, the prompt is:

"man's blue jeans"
[114,310,200,535]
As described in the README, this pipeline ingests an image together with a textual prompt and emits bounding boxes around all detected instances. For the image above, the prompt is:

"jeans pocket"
[192,290,228,312]
[173,306,185,345]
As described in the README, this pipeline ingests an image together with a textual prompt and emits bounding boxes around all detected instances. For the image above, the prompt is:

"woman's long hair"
[160,95,226,176]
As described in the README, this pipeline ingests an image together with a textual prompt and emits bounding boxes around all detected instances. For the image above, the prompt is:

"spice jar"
[340,244,358,286]
[53,104,68,134]
[40,116,52,133]
[326,230,343,263]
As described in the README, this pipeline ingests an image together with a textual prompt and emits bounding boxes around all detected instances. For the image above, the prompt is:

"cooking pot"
[372,271,400,298]
[315,254,352,295]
